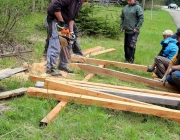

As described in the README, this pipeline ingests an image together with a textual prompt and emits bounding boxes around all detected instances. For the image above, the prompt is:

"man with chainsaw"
[43,23,83,58]
[46,0,87,76]
[160,29,180,89]
[120,0,144,63]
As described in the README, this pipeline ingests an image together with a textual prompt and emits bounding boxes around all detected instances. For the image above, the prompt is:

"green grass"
[0,7,180,139]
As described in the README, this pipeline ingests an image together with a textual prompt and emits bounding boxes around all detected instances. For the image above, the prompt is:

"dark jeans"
[124,32,139,63]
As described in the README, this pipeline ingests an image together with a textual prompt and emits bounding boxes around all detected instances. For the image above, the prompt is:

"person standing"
[120,0,144,63]
[46,0,87,76]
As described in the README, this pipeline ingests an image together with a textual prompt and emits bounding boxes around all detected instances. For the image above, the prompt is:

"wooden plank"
[39,101,67,126]
[0,68,27,80]
[27,87,180,122]
[0,88,27,99]
[90,48,116,56]
[89,88,180,106]
[83,65,104,82]
[44,79,175,110]
[38,62,101,126]
[29,75,180,98]
[69,63,179,93]
[71,55,147,71]
[44,79,158,107]
[82,46,104,56]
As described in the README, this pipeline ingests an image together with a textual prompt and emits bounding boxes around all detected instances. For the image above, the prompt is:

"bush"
[75,4,119,38]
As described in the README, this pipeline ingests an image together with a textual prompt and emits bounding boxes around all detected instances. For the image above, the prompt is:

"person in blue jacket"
[147,30,178,78]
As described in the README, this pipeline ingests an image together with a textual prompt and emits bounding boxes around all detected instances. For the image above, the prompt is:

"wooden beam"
[83,65,104,82]
[38,63,102,126]
[90,48,116,56]
[44,79,158,107]
[89,88,180,106]
[82,46,104,56]
[27,87,180,122]
[69,63,179,93]
[39,101,67,127]
[29,75,180,98]
[0,68,27,80]
[0,88,27,99]
[71,55,147,71]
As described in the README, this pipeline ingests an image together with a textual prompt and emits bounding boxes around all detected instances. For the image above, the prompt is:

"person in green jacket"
[120,0,144,63]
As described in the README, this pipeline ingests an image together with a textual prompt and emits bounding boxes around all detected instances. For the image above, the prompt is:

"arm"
[120,10,124,31]
[54,12,64,21]
[69,20,74,32]
[135,6,144,32]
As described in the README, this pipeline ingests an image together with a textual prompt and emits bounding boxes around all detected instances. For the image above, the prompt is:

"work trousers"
[167,71,180,90]
[154,56,170,78]
[124,32,139,63]
[72,39,83,56]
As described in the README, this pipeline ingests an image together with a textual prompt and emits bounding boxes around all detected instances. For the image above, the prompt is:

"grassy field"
[0,6,180,139]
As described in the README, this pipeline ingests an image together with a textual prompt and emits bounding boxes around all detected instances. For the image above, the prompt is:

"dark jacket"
[120,1,144,34]
[47,0,82,23]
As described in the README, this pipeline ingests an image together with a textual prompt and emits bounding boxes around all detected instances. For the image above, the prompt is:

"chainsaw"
[55,24,75,63]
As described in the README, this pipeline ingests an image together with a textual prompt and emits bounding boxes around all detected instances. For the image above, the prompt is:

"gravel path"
[162,7,180,27]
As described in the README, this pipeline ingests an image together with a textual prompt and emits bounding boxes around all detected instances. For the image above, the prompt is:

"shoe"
[58,67,74,73]
[46,70,62,77]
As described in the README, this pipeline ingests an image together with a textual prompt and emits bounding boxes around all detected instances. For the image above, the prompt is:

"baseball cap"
[171,27,180,38]
[162,30,173,36]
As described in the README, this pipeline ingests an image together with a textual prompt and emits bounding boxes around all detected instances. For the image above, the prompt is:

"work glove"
[147,65,154,72]
[159,75,167,86]
[57,21,65,31]
[70,31,76,39]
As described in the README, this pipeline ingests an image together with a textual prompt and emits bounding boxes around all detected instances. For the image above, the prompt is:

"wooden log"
[27,87,180,122]
[71,55,147,71]
[82,46,104,56]
[90,48,116,56]
[0,88,27,99]
[39,101,67,127]
[0,68,27,80]
[69,63,179,93]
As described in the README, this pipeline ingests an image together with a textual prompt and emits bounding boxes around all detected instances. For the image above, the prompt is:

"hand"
[159,75,167,86]
[57,21,65,31]
[70,31,76,39]
[120,29,124,32]
[133,29,138,33]
[147,65,154,72]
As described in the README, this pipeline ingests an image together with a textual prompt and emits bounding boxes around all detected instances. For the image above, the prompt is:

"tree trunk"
[32,0,35,12]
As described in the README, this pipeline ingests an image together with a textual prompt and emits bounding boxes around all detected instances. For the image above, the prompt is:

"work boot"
[58,66,74,73]
[46,69,62,77]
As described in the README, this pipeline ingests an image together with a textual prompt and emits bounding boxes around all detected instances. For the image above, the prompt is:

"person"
[46,0,87,76]
[43,23,83,58]
[171,27,180,38]
[147,30,178,78]
[160,31,180,89]
[120,0,144,63]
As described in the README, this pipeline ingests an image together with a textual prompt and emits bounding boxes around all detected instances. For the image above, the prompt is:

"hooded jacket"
[120,1,144,34]
[47,0,82,23]
[159,37,178,60]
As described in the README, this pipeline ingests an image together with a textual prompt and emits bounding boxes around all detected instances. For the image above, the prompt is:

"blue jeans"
[167,71,180,89]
